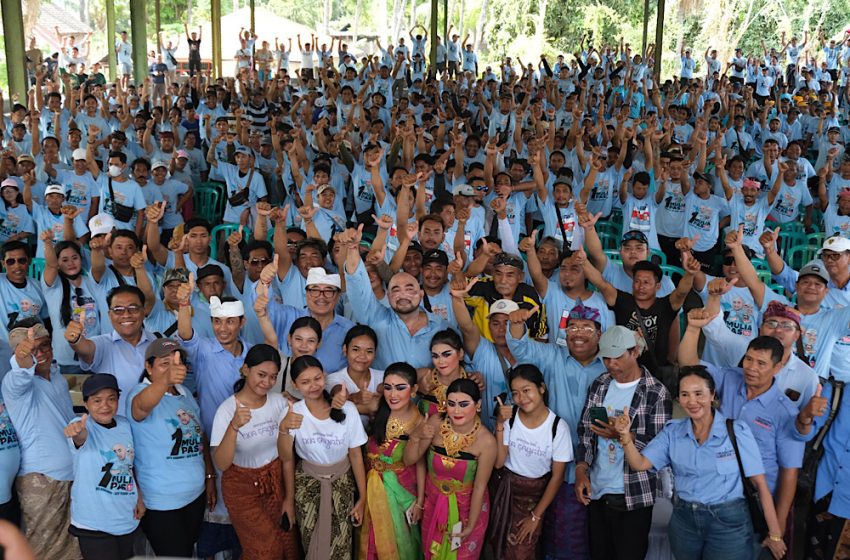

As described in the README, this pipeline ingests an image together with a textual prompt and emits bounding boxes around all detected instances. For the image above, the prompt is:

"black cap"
[422,249,449,267]
[408,240,424,254]
[196,264,224,281]
[82,373,120,400]
[621,230,649,245]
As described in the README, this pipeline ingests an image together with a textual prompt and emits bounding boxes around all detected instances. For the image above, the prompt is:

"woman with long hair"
[279,355,367,559]
[417,329,470,417]
[210,343,300,559]
[404,379,496,559]
[488,364,572,559]
[326,325,383,428]
[41,236,106,374]
[612,366,787,560]
[359,362,425,559]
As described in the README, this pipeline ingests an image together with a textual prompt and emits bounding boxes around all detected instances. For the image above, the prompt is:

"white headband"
[209,296,245,318]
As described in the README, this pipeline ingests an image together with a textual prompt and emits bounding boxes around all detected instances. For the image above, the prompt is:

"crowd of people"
[2,21,850,560]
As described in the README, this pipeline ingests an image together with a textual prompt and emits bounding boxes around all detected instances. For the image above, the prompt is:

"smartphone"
[280,512,291,532]
[589,406,609,426]
[451,522,463,550]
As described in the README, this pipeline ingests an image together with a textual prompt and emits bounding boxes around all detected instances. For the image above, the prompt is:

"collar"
[110,329,156,346]
[141,376,188,396]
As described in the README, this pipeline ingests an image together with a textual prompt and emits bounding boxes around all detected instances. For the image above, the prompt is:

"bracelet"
[768,534,783,542]
[229,422,240,432]
[205,473,216,480]
[798,416,813,426]
[530,511,541,523]
[68,334,81,344]
[413,503,424,510]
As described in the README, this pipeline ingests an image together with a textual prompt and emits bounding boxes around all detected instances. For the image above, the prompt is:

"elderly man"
[342,225,448,368]
[257,262,353,372]
[2,319,79,559]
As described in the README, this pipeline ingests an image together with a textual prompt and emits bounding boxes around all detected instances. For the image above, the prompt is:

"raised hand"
[449,275,478,298]
[129,244,148,270]
[280,407,304,431]
[146,200,167,223]
[447,252,464,277]
[507,305,539,325]
[707,277,737,297]
[758,226,780,252]
[686,307,718,329]
[331,384,348,409]
[800,384,827,422]
[167,350,187,386]
[259,254,280,285]
[14,327,38,368]
[176,272,195,304]
[227,225,244,247]
[611,406,633,440]
[518,229,538,254]
[64,414,89,438]
[231,399,252,430]
[64,311,86,345]
[494,395,513,424]
[90,232,112,252]
[254,280,270,318]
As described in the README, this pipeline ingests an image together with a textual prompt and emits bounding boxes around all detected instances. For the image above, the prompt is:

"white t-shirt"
[290,400,367,464]
[503,410,573,479]
[210,393,289,469]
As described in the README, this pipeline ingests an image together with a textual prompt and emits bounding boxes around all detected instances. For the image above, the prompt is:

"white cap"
[823,235,850,253]
[44,184,65,197]
[72,148,88,161]
[305,267,341,289]
[317,184,335,195]
[88,213,115,237]
[452,183,475,196]
[487,299,520,317]
[151,160,168,170]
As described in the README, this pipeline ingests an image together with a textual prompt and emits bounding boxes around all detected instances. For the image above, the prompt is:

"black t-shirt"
[188,39,201,58]
[611,290,678,366]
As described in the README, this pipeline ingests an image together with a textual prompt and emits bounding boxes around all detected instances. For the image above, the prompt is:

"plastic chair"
[779,221,804,234]
[785,245,811,271]
[649,249,667,265]
[806,232,825,250]
[193,183,224,223]
[604,249,622,263]
[777,230,806,258]
[28,258,45,280]
[210,224,249,261]
[660,265,685,283]
[598,232,620,251]
[751,258,771,272]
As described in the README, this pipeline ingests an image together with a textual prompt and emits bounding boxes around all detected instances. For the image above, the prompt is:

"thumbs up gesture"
[64,414,89,440]
[176,273,195,305]
[14,327,38,368]
[166,350,187,386]
[800,384,827,425]
[331,383,349,409]
[495,395,513,424]
[64,310,87,345]
[231,399,252,430]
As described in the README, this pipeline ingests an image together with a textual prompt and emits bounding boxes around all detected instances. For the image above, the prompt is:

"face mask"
[108,165,123,178]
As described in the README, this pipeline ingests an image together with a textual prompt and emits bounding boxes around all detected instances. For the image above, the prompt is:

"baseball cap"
[317,184,335,195]
[693,171,713,185]
[0,178,18,190]
[452,184,475,197]
[598,326,638,359]
[621,230,649,245]
[422,249,449,267]
[828,126,841,133]
[176,149,190,159]
[151,160,168,170]
[72,148,88,161]
[16,154,35,165]
[305,267,341,289]
[82,373,120,400]
[487,299,520,317]
[408,240,424,254]
[144,338,184,361]
[822,234,850,253]
[163,267,190,286]
[234,146,255,157]
[88,213,115,237]
[196,264,224,281]
[494,252,525,271]
[44,184,66,197]
[798,260,829,284]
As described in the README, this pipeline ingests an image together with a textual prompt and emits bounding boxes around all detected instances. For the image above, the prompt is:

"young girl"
[359,362,425,559]
[417,329,470,417]
[280,355,367,559]
[326,325,384,428]
[0,179,34,243]
[404,378,496,559]
[65,374,144,560]
[210,344,299,560]
[489,364,572,560]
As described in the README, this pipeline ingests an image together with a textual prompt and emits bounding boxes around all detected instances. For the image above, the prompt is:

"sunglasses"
[247,258,271,266]
[4,257,27,266]
[110,305,143,316]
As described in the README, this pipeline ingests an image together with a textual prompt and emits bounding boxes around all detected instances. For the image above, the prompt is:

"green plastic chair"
[598,232,620,251]
[806,232,825,250]
[779,221,804,234]
[649,249,667,265]
[28,258,45,280]
[660,264,685,283]
[604,249,622,263]
[193,184,224,223]
[785,245,811,271]
[751,258,770,272]
[777,230,806,258]
[210,224,249,261]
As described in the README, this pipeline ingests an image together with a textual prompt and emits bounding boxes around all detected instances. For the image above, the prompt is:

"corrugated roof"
[32,3,93,37]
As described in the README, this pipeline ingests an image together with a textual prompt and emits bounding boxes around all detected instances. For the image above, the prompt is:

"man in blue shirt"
[341,225,447,368]
[2,320,79,559]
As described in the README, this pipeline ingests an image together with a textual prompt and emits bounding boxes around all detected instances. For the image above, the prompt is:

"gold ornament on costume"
[429,367,468,412]
[385,412,419,442]
[440,417,480,458]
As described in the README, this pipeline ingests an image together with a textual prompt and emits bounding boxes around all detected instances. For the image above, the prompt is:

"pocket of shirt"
[715,457,738,475]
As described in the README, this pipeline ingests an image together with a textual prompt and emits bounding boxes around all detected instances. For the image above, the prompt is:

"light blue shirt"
[81,330,157,413]
[591,378,639,498]
[506,329,605,483]
[2,358,74,480]
[704,362,804,493]
[698,277,759,365]
[126,381,205,510]
[344,260,448,368]
[69,416,139,535]
[266,300,353,374]
[602,261,675,296]
[642,412,764,504]
[97,176,147,230]
[469,338,513,433]
[0,400,20,504]
[0,274,46,340]
[543,287,613,348]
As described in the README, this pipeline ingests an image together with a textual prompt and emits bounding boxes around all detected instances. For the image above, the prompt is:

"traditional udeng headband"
[209,296,245,318]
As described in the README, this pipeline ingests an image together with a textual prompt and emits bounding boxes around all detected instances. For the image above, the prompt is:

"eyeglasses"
[248,258,271,266]
[821,250,847,261]
[4,257,27,266]
[567,325,597,334]
[32,342,52,355]
[306,287,339,298]
[763,319,798,331]
[110,305,143,316]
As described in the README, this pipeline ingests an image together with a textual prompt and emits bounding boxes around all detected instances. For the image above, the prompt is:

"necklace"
[440,417,480,458]
[385,410,419,442]
[430,367,468,412]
